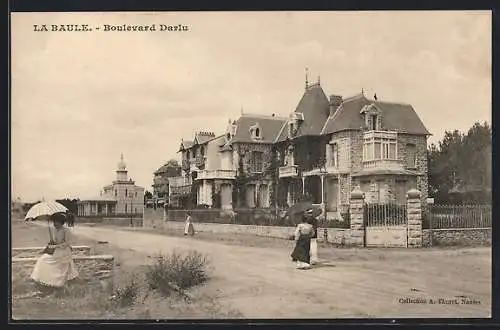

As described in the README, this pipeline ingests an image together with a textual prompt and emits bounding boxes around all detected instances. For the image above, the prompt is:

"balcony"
[364,130,398,140]
[363,159,403,171]
[196,169,236,180]
[279,165,298,178]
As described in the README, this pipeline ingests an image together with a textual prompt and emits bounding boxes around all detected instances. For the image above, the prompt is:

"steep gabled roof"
[228,113,286,144]
[294,83,331,137]
[275,83,330,143]
[321,94,431,135]
[178,140,194,152]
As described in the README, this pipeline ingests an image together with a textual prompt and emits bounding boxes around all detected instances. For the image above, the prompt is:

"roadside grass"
[11,220,242,320]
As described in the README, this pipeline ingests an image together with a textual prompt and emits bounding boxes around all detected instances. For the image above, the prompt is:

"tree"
[428,122,491,203]
[55,199,79,215]
[161,159,182,177]
[144,190,153,204]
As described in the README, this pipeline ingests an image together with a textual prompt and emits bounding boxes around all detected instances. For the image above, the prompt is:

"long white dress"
[30,226,79,287]
[184,215,195,235]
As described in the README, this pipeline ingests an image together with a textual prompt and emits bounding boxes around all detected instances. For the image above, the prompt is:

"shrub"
[145,250,211,297]
[112,276,140,308]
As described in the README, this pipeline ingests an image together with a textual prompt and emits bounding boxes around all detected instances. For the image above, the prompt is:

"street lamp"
[130,195,134,227]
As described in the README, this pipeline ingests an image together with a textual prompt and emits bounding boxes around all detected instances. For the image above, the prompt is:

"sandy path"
[66,224,491,318]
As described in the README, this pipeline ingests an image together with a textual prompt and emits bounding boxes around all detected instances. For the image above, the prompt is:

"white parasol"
[24,201,68,220]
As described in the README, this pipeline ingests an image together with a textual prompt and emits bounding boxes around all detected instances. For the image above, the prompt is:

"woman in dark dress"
[290,212,314,270]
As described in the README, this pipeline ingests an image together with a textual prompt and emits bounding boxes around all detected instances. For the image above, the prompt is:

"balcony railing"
[196,169,236,180]
[363,159,403,171]
[278,165,299,178]
[363,130,398,140]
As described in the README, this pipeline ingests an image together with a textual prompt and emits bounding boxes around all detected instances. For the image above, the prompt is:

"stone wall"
[102,217,143,227]
[422,228,492,247]
[12,246,91,258]
[397,133,429,207]
[12,255,114,294]
[162,220,352,244]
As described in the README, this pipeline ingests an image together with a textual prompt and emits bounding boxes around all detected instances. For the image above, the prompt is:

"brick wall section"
[422,228,491,247]
[407,189,422,248]
[12,246,91,258]
[349,186,365,246]
[12,255,114,294]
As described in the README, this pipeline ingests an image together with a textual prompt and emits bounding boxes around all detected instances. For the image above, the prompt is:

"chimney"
[329,95,343,116]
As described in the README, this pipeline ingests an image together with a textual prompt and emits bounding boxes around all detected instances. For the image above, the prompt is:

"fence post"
[349,186,365,247]
[407,189,422,248]
[429,204,433,247]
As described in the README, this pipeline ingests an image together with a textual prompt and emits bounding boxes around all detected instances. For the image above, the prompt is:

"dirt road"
[70,224,490,319]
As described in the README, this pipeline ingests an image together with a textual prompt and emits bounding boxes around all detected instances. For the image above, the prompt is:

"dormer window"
[361,104,382,131]
[249,123,262,140]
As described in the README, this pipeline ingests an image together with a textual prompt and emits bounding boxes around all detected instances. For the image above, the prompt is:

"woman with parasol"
[288,202,322,270]
[25,202,79,294]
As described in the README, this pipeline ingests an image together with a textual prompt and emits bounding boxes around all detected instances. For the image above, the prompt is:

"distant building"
[77,154,145,217]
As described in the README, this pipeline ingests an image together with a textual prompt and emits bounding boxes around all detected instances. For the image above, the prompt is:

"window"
[250,124,262,140]
[114,189,117,196]
[331,143,339,167]
[135,191,137,197]
[125,189,128,197]
[200,146,205,156]
[363,137,397,162]
[186,151,190,159]
[249,151,264,173]
[406,144,417,168]
[125,204,128,213]
[370,114,378,130]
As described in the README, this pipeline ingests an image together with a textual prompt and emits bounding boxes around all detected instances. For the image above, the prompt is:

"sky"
[11,11,491,202]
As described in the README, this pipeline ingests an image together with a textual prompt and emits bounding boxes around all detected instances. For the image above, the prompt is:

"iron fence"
[425,204,491,229]
[364,203,407,227]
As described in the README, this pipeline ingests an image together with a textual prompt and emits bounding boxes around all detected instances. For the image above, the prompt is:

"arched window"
[125,189,128,197]
[114,189,117,196]
[255,128,260,138]
[200,146,205,156]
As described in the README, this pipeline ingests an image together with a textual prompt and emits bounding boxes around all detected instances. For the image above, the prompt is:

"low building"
[77,154,145,217]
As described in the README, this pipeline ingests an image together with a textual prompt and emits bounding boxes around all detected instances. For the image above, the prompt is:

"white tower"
[116,153,128,182]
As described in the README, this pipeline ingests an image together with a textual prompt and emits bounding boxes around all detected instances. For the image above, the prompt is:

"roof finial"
[361,88,364,95]
[241,106,243,115]
[374,93,378,100]
[317,76,321,85]
[120,153,124,162]
[305,67,309,89]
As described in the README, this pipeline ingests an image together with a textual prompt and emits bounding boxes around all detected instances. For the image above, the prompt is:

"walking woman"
[31,212,79,294]
[290,210,314,270]
[184,211,195,236]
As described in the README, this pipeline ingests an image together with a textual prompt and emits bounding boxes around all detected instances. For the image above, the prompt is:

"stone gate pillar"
[407,188,422,248]
[349,186,365,247]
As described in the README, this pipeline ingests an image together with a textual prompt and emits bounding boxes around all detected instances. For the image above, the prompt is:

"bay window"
[363,135,397,162]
